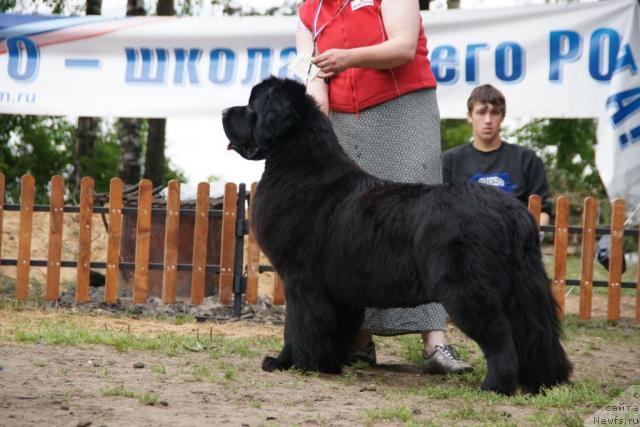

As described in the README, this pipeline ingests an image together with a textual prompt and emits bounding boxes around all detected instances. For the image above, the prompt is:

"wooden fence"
[528,195,639,322]
[0,173,637,322]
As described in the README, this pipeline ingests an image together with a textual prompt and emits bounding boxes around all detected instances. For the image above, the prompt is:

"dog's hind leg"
[438,289,519,395]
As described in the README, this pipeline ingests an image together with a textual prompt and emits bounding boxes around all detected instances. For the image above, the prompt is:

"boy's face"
[467,102,504,145]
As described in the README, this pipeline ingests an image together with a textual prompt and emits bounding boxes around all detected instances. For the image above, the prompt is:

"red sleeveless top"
[298,0,437,113]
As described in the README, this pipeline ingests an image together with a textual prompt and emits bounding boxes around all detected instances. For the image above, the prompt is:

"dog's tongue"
[227,143,233,150]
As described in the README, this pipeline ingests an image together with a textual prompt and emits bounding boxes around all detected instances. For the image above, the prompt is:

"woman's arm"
[313,0,420,78]
[296,29,330,115]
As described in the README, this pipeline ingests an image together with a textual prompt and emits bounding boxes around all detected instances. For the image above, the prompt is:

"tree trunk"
[118,118,142,184]
[126,0,146,16]
[74,0,102,191]
[144,118,166,186]
[143,0,175,187]
[118,0,146,185]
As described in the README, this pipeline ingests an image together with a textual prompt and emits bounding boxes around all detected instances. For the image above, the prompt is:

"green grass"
[2,317,281,358]
[102,386,160,406]
[151,365,167,375]
[563,315,640,344]
[443,403,516,426]
[32,357,46,368]
[524,409,585,427]
[363,406,415,425]
[172,314,196,325]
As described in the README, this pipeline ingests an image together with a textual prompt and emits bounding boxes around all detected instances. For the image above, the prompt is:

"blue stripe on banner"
[0,13,61,31]
[0,13,115,41]
[65,58,101,68]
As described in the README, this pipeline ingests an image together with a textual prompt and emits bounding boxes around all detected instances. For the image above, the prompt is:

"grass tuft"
[102,386,160,406]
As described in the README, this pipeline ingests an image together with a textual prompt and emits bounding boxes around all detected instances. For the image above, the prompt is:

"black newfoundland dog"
[222,77,572,395]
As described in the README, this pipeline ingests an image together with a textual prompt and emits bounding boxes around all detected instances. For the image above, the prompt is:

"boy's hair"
[467,84,506,117]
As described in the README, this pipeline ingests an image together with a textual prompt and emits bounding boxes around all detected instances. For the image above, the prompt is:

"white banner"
[0,1,638,201]
[595,1,640,206]
[0,0,636,119]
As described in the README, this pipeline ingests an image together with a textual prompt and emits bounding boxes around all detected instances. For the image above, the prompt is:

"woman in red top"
[297,0,471,374]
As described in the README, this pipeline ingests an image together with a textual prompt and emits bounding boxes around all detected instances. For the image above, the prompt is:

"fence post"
[528,194,541,230]
[637,224,640,323]
[552,196,569,317]
[162,180,180,304]
[246,182,260,305]
[133,179,152,304]
[16,175,35,301]
[76,177,95,302]
[233,184,247,317]
[273,273,285,305]
[46,175,64,301]
[219,183,237,305]
[191,182,210,305]
[607,199,625,321]
[105,178,123,304]
[579,197,597,320]
[0,173,4,263]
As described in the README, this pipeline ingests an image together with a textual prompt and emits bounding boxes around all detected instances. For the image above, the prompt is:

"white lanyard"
[312,0,351,44]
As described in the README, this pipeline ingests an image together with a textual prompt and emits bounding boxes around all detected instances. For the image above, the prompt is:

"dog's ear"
[253,78,306,143]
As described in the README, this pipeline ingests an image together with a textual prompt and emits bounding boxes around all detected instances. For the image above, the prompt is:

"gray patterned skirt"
[330,88,448,335]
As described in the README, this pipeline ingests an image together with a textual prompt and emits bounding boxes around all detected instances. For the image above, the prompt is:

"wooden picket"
[579,197,597,319]
[246,182,260,304]
[273,273,285,305]
[45,176,64,301]
[219,183,237,305]
[3,172,640,321]
[637,227,640,322]
[162,180,180,304]
[16,175,35,300]
[552,196,569,316]
[104,178,123,304]
[528,194,541,230]
[133,180,152,304]
[76,177,94,302]
[607,199,625,321]
[0,173,4,262]
[191,182,210,305]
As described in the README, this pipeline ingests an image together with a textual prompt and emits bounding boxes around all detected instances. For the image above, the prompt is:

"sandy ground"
[0,305,639,427]
[1,210,639,426]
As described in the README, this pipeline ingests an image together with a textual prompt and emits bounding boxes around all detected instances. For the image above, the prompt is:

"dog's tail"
[505,209,572,394]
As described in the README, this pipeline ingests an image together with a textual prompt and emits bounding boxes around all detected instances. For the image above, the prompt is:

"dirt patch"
[0,310,639,426]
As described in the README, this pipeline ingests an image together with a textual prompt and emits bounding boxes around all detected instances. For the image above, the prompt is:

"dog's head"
[222,77,308,160]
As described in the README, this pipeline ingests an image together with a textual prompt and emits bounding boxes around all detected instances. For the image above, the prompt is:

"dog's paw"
[480,380,516,396]
[262,356,282,372]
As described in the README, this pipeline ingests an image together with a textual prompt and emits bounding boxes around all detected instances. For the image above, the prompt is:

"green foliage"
[508,118,607,216]
[0,0,16,12]
[440,118,471,153]
[0,115,74,203]
[77,123,121,196]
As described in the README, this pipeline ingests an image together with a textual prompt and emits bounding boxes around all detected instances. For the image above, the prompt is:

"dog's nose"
[222,108,230,118]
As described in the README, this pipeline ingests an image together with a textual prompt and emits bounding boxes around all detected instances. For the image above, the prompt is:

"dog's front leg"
[262,280,346,374]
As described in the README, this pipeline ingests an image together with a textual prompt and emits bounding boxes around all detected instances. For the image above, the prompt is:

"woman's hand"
[312,49,351,79]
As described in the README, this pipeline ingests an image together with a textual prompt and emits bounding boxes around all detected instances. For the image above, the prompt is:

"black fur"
[222,77,572,395]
